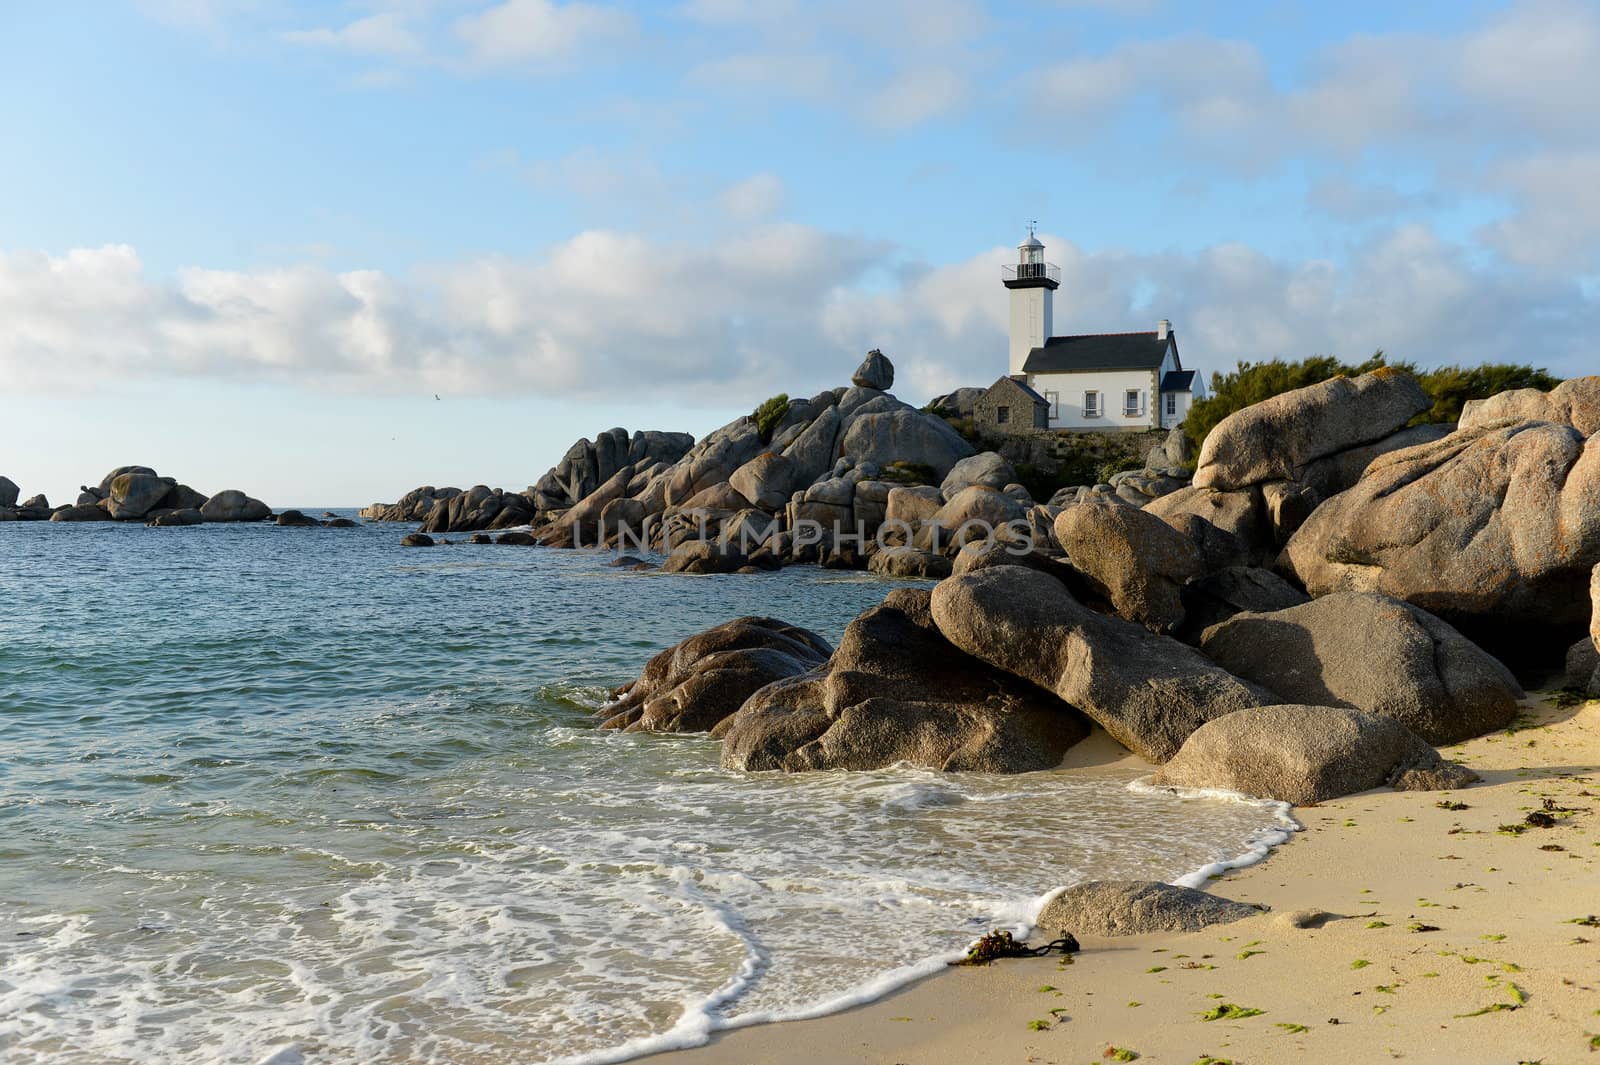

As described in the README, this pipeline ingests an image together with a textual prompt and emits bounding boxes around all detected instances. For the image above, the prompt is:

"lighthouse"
[1003,224,1059,376]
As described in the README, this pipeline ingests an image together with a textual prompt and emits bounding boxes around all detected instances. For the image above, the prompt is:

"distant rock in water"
[400,533,435,547]
[199,490,271,523]
[275,510,321,527]
[362,486,462,523]
[2,467,271,525]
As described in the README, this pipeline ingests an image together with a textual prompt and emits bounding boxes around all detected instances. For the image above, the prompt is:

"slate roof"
[992,375,1049,405]
[1160,370,1197,392]
[1022,332,1172,374]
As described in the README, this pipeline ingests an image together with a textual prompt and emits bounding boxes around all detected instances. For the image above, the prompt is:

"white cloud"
[1479,152,1600,270]
[865,68,972,130]
[283,12,426,57]
[454,0,633,68]
[720,173,785,221]
[685,52,839,101]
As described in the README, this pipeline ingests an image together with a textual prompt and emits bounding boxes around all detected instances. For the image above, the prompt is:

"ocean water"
[0,518,1291,1065]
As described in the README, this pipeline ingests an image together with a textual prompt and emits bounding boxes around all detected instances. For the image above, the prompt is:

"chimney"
[1156,318,1171,340]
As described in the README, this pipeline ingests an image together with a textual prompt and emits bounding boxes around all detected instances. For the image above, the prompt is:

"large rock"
[851,348,895,390]
[1592,562,1600,655]
[1053,501,1203,633]
[420,484,534,534]
[940,452,1015,501]
[1460,376,1600,436]
[781,404,842,487]
[918,486,1026,553]
[728,451,796,512]
[835,407,975,479]
[930,567,1272,762]
[927,387,984,417]
[661,540,754,574]
[867,546,952,579]
[666,421,763,507]
[1035,881,1259,938]
[599,617,832,733]
[1200,592,1522,744]
[718,590,1089,773]
[1282,420,1600,635]
[97,466,156,495]
[1193,369,1430,491]
[1563,638,1599,693]
[0,476,17,509]
[106,472,174,520]
[50,503,114,522]
[1151,704,1478,804]
[149,508,204,527]
[1297,423,1453,498]
[1176,566,1310,642]
[1144,484,1272,569]
[199,490,271,523]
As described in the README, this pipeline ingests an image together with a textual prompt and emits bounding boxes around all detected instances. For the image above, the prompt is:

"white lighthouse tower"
[1003,224,1059,376]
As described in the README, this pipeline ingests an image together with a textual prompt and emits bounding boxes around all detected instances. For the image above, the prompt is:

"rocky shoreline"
[578,367,1599,815]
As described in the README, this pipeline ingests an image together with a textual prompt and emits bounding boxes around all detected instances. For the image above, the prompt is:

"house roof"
[1022,332,1172,374]
[1160,369,1197,392]
[985,375,1048,406]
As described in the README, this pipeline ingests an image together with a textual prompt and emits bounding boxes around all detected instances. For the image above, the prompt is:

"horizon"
[3,0,1598,504]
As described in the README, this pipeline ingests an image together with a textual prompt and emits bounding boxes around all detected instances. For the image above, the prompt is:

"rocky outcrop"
[528,428,694,516]
[0,476,18,509]
[275,509,320,527]
[1144,485,1272,570]
[835,407,975,479]
[917,486,1026,553]
[1200,592,1522,744]
[1152,704,1478,804]
[1035,881,1259,938]
[361,486,461,522]
[599,617,832,733]
[718,590,1089,773]
[1193,369,1430,491]
[927,387,984,417]
[1297,423,1453,498]
[851,348,894,390]
[400,533,435,547]
[930,567,1272,762]
[1053,501,1203,633]
[420,485,533,534]
[199,490,271,523]
[1282,419,1600,634]
[1459,375,1600,436]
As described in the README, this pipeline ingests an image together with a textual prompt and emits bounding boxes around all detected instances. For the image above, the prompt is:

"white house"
[1000,227,1206,431]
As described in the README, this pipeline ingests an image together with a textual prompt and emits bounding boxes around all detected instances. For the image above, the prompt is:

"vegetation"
[1182,352,1562,454]
[751,393,790,443]
[1197,1003,1265,1021]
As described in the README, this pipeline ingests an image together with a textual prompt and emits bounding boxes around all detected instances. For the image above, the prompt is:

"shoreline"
[629,695,1600,1065]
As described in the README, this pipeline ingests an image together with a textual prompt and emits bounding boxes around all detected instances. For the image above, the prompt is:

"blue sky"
[2,0,1596,504]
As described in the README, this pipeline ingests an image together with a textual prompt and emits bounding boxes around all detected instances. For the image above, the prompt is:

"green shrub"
[751,393,790,443]
[1409,364,1561,425]
[880,461,938,486]
[1096,454,1144,484]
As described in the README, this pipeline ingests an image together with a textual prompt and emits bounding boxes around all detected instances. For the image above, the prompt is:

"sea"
[0,515,1293,1065]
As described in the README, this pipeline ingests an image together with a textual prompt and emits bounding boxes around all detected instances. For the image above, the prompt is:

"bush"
[1409,364,1561,425]
[1096,454,1145,484]
[1183,353,1562,454]
[751,393,790,443]
[881,461,938,486]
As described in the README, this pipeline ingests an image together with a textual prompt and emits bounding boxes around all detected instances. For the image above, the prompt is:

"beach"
[639,695,1600,1065]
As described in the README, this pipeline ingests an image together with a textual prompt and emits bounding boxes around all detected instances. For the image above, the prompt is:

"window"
[1165,393,1177,417]
[1083,391,1100,417]
[1044,391,1059,421]
[996,405,1010,424]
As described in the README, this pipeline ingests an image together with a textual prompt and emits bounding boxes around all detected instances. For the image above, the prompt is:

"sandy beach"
[639,694,1600,1065]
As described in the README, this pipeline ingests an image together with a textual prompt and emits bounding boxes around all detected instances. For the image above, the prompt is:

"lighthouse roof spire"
[1019,220,1043,250]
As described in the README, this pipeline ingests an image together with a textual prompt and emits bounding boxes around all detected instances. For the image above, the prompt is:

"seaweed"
[1198,1003,1265,1021]
[951,929,1080,966]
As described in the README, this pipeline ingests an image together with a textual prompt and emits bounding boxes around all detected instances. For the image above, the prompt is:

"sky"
[1,0,1597,505]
